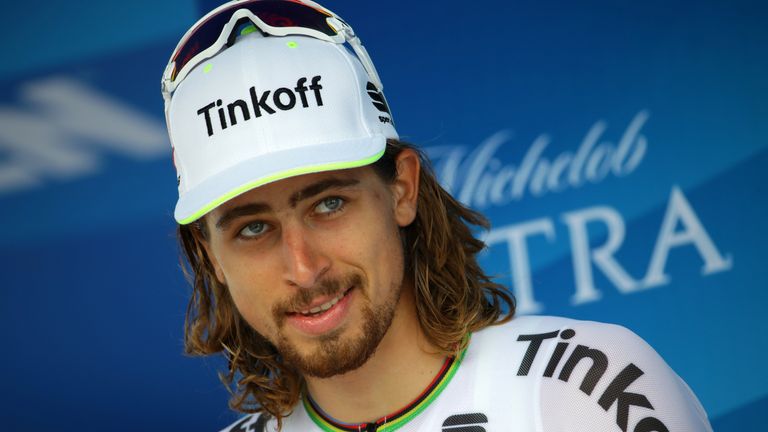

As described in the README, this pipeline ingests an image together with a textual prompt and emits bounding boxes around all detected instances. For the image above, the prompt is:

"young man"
[162,1,713,431]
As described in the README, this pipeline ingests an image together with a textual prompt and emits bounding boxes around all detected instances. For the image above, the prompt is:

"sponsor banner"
[1,0,765,430]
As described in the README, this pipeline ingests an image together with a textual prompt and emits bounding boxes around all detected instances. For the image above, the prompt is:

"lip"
[294,289,349,314]
[286,287,355,336]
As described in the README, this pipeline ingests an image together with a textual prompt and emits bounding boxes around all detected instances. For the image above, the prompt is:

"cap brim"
[174,135,386,224]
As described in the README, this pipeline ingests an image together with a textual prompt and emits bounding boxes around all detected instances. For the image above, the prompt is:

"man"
[162,1,714,431]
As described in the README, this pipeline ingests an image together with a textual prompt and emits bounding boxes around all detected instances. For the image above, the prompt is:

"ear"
[193,221,228,285]
[391,148,420,227]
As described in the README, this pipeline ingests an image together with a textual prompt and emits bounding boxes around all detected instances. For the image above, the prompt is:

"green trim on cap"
[177,149,386,225]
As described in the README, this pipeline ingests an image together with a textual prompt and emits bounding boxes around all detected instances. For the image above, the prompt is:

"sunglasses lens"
[250,1,335,34]
[171,0,336,82]
[172,10,236,81]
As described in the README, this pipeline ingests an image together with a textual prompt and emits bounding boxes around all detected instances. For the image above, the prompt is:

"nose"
[280,222,330,289]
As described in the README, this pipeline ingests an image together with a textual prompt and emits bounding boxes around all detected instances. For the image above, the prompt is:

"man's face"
[201,152,419,378]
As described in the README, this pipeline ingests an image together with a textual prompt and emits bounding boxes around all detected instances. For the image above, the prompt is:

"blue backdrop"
[1,0,765,430]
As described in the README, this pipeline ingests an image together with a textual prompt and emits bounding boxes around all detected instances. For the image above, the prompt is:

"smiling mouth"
[291,287,353,317]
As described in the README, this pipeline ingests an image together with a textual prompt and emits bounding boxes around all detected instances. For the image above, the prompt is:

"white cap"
[166,33,398,224]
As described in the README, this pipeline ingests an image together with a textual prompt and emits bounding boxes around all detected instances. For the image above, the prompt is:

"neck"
[303,283,446,424]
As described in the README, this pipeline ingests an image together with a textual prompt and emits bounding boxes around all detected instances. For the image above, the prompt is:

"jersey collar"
[303,345,468,432]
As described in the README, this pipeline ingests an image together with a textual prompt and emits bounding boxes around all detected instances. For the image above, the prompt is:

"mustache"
[273,273,364,319]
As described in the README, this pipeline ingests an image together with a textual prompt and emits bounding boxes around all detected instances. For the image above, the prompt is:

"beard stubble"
[270,271,403,378]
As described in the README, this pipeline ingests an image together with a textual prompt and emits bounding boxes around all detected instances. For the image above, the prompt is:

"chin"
[278,301,395,378]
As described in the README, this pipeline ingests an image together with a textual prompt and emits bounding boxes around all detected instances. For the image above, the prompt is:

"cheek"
[359,215,406,287]
[228,285,278,337]
[216,251,281,336]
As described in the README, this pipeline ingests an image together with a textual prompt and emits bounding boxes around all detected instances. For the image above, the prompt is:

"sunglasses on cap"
[161,0,384,102]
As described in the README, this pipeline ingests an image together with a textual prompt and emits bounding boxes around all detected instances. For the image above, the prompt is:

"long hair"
[178,139,515,424]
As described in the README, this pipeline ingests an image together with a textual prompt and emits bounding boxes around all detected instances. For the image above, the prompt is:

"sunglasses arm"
[346,34,384,92]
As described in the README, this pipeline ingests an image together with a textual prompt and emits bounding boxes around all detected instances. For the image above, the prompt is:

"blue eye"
[316,197,344,214]
[239,221,267,238]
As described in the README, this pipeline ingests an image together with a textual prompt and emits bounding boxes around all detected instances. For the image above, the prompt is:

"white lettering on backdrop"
[426,111,732,314]
[427,111,648,208]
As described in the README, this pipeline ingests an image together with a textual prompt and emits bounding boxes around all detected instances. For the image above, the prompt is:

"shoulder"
[475,314,636,338]
[217,407,316,432]
[469,315,669,385]
[472,314,667,363]
[478,315,681,387]
[470,315,712,432]
[218,413,270,432]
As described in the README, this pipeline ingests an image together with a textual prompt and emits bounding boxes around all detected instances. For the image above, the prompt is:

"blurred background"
[1,0,766,430]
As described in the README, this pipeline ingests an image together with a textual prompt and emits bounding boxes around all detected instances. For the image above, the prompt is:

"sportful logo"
[442,413,488,432]
[517,329,669,432]
[196,75,324,137]
[366,81,393,125]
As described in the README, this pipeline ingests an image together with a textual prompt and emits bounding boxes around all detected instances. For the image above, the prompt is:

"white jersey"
[220,315,713,432]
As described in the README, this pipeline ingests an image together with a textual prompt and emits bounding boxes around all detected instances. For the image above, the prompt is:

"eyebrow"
[215,202,272,231]
[215,177,360,231]
[288,177,359,208]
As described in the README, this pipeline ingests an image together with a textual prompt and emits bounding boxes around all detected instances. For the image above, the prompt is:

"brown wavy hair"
[178,139,515,426]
